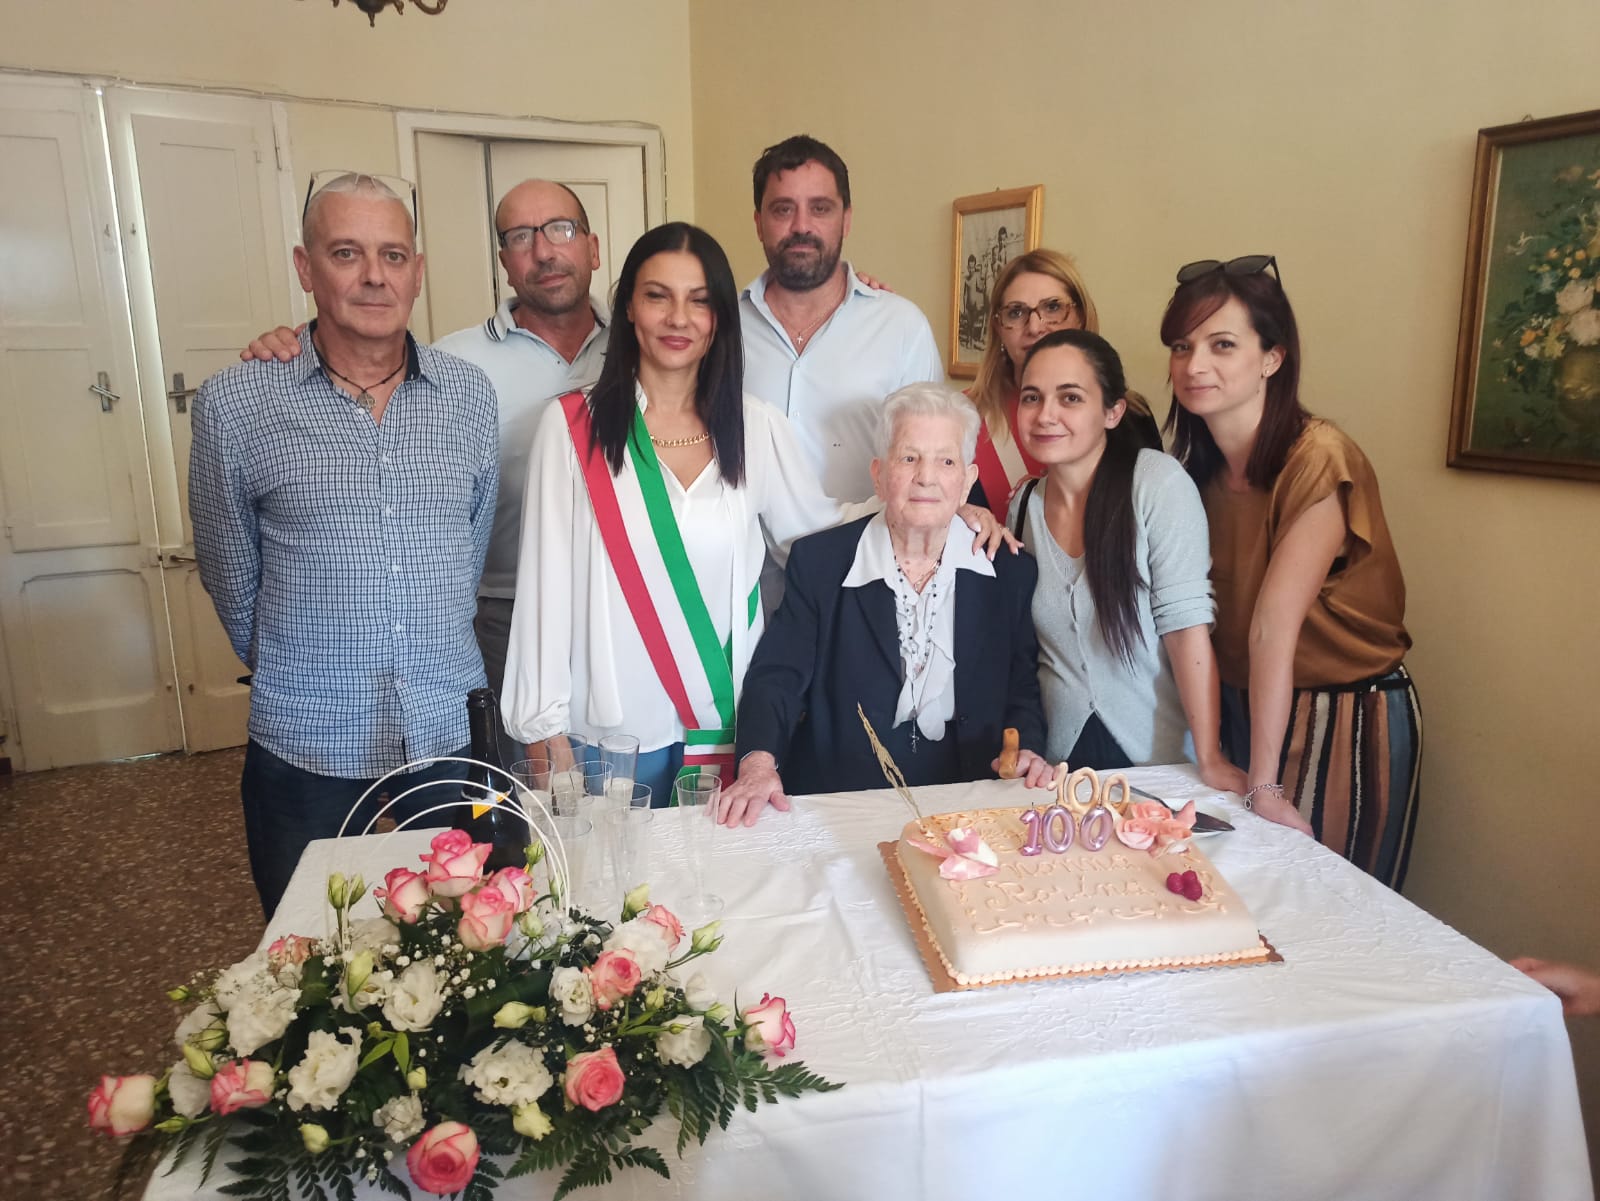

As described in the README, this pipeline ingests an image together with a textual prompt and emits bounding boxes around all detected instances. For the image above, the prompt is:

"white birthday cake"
[893,772,1269,987]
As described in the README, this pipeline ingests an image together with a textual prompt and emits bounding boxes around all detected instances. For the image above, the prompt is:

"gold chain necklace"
[649,430,711,448]
[779,275,848,350]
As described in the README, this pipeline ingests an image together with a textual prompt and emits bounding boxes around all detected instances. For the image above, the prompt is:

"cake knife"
[1128,784,1235,833]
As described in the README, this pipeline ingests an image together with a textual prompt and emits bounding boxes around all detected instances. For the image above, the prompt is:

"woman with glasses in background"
[1161,257,1420,889]
[1010,329,1243,791]
[968,250,1163,516]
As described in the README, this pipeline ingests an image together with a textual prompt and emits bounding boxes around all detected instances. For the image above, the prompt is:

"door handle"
[168,371,199,414]
[161,549,198,565]
[90,371,120,412]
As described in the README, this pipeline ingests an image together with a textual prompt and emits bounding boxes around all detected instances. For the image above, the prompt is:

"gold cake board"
[878,840,1282,993]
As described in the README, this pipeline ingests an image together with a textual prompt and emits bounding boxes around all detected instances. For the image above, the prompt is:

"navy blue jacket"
[735,516,1046,794]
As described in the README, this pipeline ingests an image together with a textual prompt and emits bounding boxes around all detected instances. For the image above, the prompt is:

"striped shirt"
[189,327,499,777]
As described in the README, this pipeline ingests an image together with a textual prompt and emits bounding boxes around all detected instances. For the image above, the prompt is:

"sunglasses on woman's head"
[1175,255,1281,287]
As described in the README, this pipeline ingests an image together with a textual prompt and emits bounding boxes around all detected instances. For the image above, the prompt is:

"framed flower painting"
[1450,108,1600,482]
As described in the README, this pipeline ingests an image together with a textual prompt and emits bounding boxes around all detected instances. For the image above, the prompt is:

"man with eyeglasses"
[192,172,499,917]
[239,179,608,747]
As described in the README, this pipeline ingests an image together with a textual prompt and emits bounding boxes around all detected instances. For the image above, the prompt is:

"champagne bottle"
[458,688,524,872]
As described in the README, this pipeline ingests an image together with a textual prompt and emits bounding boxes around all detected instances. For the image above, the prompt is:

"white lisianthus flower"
[682,972,718,1013]
[1568,306,1600,347]
[286,1027,362,1112]
[550,965,594,1026]
[349,917,401,959]
[383,961,445,1032]
[372,1093,425,1143]
[1556,278,1595,315]
[166,1060,210,1118]
[655,1014,712,1068]
[212,953,271,1012]
[458,1041,554,1107]
[227,985,302,1057]
[603,919,670,976]
[338,966,394,1015]
[512,1102,553,1140]
[174,1001,226,1052]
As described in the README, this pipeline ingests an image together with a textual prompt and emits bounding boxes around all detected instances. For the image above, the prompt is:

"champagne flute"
[673,773,724,924]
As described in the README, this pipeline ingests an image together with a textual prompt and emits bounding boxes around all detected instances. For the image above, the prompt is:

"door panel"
[0,78,181,770]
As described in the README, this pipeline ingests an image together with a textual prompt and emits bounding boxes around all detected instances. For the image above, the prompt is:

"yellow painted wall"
[1,0,694,215]
[693,0,1600,1168]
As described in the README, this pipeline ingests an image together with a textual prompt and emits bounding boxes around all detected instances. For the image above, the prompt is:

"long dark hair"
[588,222,746,485]
[1158,270,1307,489]
[1021,329,1146,666]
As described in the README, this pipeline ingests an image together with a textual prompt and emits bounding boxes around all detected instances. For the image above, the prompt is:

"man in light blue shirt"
[191,173,499,916]
[741,135,945,502]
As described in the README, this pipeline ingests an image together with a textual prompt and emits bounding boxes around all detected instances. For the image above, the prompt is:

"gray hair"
[302,172,414,249]
[876,382,981,464]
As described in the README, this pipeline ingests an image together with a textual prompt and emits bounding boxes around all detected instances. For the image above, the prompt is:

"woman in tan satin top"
[1159,257,1421,889]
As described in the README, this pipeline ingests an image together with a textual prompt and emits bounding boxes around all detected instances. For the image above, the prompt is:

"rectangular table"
[150,765,1594,1200]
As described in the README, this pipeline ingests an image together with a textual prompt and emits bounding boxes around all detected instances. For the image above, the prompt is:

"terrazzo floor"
[0,748,258,1201]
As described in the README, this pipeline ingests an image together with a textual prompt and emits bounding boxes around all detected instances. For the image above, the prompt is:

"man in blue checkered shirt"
[190,172,499,918]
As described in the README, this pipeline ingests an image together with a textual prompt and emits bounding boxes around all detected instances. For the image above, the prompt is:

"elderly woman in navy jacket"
[720,383,1052,825]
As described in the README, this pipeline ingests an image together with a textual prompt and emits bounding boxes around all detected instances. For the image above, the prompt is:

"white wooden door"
[106,89,296,753]
[410,134,649,342]
[0,78,182,770]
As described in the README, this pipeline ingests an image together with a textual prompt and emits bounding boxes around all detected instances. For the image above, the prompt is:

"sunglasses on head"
[1175,254,1281,287]
[302,170,419,232]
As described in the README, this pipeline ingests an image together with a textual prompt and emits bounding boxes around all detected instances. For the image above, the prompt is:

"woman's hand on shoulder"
[959,503,1021,559]
[718,752,791,827]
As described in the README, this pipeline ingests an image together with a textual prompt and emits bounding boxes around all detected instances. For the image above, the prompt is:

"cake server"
[1128,784,1235,833]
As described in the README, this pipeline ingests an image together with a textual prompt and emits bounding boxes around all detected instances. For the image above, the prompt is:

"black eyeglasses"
[497,219,588,251]
[1175,254,1281,287]
[302,170,418,232]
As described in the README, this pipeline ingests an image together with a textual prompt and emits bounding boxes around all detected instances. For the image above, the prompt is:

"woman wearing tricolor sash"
[500,222,878,808]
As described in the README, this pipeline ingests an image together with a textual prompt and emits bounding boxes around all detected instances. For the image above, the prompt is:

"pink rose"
[1126,801,1172,824]
[209,1059,275,1115]
[639,904,684,950]
[376,867,432,924]
[484,866,535,913]
[1115,818,1161,851]
[584,950,642,1010]
[742,993,797,1058]
[457,886,516,951]
[86,1074,157,1136]
[406,1121,480,1196]
[563,1045,626,1111]
[266,934,317,972]
[421,830,491,899]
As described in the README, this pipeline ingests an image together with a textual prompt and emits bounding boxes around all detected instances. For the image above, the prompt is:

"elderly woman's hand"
[718,752,792,827]
[990,748,1055,788]
[958,503,1021,560]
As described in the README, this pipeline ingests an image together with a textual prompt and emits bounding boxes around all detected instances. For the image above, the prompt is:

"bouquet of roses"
[88,829,840,1200]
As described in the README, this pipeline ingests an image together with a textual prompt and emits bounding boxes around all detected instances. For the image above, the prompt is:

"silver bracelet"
[1244,782,1284,810]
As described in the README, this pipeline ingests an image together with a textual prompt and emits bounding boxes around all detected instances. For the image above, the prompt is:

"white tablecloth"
[149,765,1594,1201]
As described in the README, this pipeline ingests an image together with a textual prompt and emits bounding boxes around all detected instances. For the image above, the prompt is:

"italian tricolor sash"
[969,388,1039,517]
[561,391,742,777]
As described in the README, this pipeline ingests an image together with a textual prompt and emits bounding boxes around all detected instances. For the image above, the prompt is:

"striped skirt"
[1221,664,1423,890]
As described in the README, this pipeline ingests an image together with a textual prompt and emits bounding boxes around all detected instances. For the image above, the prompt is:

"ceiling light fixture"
[313,0,448,27]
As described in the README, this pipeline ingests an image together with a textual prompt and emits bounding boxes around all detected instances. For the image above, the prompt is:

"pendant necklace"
[781,275,848,351]
[317,338,406,412]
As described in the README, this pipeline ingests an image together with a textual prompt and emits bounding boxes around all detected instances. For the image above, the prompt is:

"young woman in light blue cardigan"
[1008,329,1244,792]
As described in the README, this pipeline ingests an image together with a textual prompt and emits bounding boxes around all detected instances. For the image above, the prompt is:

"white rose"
[286,1028,362,1112]
[174,1001,226,1051]
[383,962,445,1032]
[212,952,270,1012]
[167,1060,211,1118]
[1568,306,1600,347]
[603,919,670,976]
[349,917,401,959]
[1556,278,1595,315]
[458,1041,554,1107]
[372,1093,426,1143]
[656,1014,712,1068]
[550,966,594,1026]
[227,985,301,1057]
[682,972,718,1013]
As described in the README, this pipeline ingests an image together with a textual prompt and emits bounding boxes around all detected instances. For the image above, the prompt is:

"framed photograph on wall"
[1449,107,1600,483]
[948,185,1043,379]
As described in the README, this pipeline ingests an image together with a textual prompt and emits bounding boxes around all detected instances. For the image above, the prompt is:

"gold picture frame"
[948,185,1043,379]
[1448,108,1600,483]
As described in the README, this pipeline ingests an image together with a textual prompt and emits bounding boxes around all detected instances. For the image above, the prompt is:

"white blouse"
[501,386,872,751]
